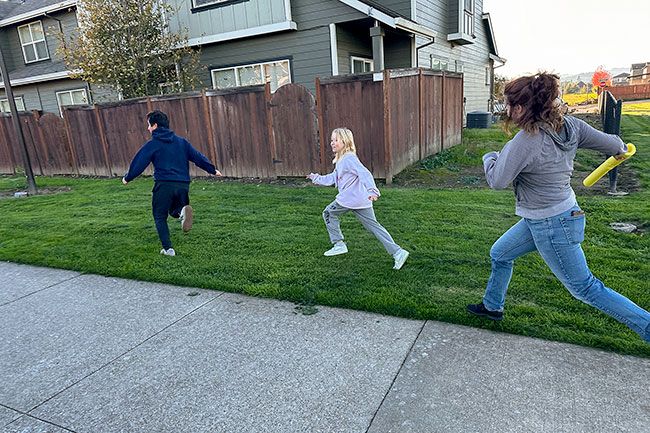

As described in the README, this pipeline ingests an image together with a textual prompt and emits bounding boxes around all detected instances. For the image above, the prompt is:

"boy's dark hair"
[146,110,169,129]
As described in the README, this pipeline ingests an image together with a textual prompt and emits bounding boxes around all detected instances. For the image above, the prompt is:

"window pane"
[363,61,373,72]
[16,98,25,111]
[30,22,44,41]
[58,92,73,106]
[264,61,290,92]
[352,59,363,73]
[213,69,236,89]
[18,26,32,43]
[237,65,262,86]
[0,100,9,113]
[24,45,37,62]
[71,90,88,104]
[35,41,48,60]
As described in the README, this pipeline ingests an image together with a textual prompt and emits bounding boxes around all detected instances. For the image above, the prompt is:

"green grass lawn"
[1,107,649,357]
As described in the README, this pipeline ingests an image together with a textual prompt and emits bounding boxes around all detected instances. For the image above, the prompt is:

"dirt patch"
[0,186,72,199]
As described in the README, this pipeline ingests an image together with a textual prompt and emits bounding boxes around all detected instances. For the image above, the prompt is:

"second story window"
[18,21,50,63]
[463,0,474,36]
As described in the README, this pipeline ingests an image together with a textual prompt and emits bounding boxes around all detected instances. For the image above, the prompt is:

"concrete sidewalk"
[1,261,648,433]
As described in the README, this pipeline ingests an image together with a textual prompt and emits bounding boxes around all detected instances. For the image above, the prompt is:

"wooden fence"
[604,83,650,101]
[0,68,463,182]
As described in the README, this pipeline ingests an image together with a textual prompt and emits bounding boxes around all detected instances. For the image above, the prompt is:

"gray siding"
[199,25,331,93]
[293,0,365,29]
[336,25,372,74]
[371,0,412,18]
[384,31,412,69]
[167,0,290,39]
[416,0,491,112]
[0,78,90,114]
[2,10,77,73]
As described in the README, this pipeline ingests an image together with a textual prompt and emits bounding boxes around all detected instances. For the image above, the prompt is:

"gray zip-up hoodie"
[483,116,626,219]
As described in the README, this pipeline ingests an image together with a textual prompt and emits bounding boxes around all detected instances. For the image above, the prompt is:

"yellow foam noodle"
[583,143,636,187]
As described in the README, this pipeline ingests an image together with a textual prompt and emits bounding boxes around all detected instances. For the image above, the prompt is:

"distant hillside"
[560,67,629,83]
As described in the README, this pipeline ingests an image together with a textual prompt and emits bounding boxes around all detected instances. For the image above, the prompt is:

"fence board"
[421,74,443,157]
[64,107,110,176]
[605,84,650,101]
[34,113,73,175]
[442,73,463,149]
[388,74,420,175]
[18,113,43,175]
[0,116,17,174]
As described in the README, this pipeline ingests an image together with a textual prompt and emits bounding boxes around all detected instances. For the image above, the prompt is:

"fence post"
[418,68,424,161]
[440,72,446,150]
[201,90,218,170]
[383,69,392,184]
[315,77,327,173]
[264,82,278,178]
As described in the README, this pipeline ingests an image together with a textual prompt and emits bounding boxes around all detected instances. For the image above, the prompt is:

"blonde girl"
[307,128,409,270]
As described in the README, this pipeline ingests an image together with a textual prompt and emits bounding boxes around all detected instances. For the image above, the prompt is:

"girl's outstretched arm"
[307,172,336,186]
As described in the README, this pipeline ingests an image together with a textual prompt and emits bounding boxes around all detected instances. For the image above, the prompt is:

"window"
[159,81,182,95]
[485,67,491,86]
[17,21,49,63]
[351,56,373,74]
[192,0,232,8]
[56,89,89,114]
[431,56,450,71]
[463,0,474,35]
[455,60,464,73]
[211,59,291,92]
[0,96,26,113]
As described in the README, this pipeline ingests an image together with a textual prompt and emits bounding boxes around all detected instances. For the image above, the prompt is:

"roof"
[0,0,76,27]
[613,72,630,78]
[337,0,436,39]
[0,60,71,89]
[0,1,20,20]
[482,13,505,64]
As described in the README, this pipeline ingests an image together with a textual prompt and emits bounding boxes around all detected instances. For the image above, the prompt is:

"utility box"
[466,111,491,128]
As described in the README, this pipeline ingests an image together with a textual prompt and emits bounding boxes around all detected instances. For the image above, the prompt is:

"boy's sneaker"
[324,242,348,256]
[393,249,409,270]
[180,205,193,232]
[467,302,503,321]
[160,248,176,257]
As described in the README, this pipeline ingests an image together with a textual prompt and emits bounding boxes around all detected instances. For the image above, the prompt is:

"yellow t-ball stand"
[583,143,636,187]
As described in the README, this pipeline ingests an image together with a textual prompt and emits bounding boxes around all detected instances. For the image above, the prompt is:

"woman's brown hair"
[503,72,564,134]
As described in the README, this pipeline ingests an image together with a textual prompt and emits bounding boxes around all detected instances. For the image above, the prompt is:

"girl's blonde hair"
[332,127,356,163]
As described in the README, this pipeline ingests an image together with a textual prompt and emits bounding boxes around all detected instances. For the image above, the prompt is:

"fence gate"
[269,84,320,177]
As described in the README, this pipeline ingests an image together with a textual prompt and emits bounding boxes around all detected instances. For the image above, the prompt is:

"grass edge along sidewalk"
[0,111,648,357]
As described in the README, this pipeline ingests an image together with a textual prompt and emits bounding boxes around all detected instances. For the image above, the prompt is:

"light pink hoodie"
[309,153,380,209]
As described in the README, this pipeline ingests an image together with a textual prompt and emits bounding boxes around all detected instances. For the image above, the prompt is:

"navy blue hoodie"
[124,127,216,182]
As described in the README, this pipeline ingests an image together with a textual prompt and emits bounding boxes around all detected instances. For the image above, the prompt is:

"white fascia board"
[489,53,506,64]
[395,18,435,39]
[284,0,292,21]
[329,23,339,75]
[482,13,500,57]
[337,0,397,28]
[0,0,77,27]
[0,70,77,88]
[186,21,297,47]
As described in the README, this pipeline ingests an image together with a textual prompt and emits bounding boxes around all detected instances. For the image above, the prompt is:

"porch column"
[370,21,385,71]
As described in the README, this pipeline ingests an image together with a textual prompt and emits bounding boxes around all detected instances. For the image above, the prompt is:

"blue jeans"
[483,205,650,341]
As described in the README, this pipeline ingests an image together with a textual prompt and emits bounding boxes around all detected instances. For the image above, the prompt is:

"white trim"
[0,0,77,27]
[411,0,417,21]
[284,0,292,21]
[18,21,50,63]
[210,59,292,92]
[411,37,417,67]
[336,0,435,39]
[56,87,89,115]
[329,23,339,76]
[0,96,26,113]
[186,21,297,47]
[0,70,76,88]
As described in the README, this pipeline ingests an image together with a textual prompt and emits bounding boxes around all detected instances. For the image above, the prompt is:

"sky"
[482,0,649,78]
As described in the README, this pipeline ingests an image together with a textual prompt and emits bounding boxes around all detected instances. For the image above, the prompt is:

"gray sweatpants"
[322,201,401,256]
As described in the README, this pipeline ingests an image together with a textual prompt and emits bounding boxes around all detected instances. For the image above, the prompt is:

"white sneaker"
[180,205,193,232]
[160,248,176,256]
[324,242,348,256]
[393,249,409,270]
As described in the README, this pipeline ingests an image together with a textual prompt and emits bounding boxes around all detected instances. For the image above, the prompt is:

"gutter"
[0,0,77,27]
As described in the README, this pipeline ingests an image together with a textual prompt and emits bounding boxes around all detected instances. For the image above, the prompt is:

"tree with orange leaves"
[592,66,612,90]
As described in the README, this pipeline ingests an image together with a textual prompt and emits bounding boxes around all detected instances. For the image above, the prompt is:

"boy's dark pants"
[152,181,190,249]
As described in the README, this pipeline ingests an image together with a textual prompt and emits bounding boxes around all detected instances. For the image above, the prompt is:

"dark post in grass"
[0,45,38,195]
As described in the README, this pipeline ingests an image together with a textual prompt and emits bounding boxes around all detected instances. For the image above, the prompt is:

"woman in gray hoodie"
[467,72,649,342]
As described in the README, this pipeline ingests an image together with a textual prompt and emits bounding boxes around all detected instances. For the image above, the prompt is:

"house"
[629,62,649,84]
[168,0,505,113]
[576,81,591,92]
[0,0,115,114]
[612,72,630,86]
[2,0,504,116]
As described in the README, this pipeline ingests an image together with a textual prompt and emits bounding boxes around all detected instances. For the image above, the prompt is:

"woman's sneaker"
[466,302,503,321]
[393,249,409,270]
[324,241,348,256]
[180,205,193,232]
[160,248,176,257]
